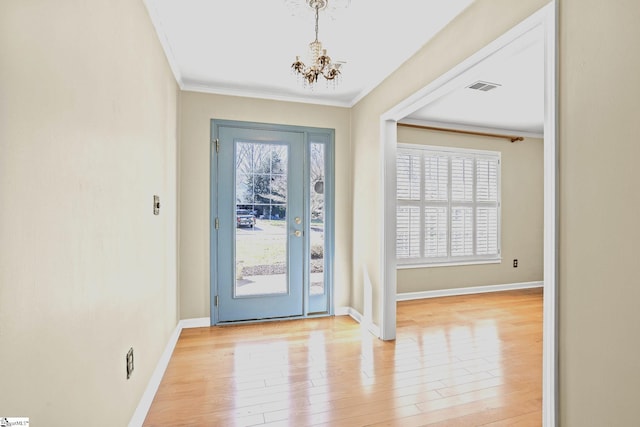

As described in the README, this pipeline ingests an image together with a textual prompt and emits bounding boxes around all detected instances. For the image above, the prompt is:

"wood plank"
[144,288,542,426]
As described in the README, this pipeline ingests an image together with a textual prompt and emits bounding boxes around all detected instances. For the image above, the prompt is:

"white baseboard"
[128,317,211,427]
[396,281,543,302]
[179,317,210,329]
[128,323,182,427]
[335,306,381,338]
[334,307,351,316]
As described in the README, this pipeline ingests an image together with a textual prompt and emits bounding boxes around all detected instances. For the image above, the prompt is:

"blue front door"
[216,125,305,322]
[212,120,334,323]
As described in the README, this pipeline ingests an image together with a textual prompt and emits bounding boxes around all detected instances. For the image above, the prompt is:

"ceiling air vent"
[467,81,501,92]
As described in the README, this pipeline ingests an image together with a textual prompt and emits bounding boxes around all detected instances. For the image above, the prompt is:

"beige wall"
[178,91,351,318]
[350,0,549,323]
[3,0,640,425]
[0,1,178,426]
[559,1,640,425]
[396,127,543,294]
[351,0,640,424]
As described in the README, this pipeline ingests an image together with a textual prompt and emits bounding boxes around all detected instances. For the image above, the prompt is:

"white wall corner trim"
[128,318,211,427]
[396,281,544,302]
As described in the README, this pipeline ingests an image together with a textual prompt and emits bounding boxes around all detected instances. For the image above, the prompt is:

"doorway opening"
[379,3,557,425]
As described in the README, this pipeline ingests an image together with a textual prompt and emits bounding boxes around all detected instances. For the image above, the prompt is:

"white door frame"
[378,2,557,425]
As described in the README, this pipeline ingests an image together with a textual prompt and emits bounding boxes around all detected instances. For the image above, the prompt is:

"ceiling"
[404,25,544,135]
[145,0,543,134]
[145,0,474,106]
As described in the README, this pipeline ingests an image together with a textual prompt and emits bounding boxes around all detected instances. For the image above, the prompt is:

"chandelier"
[291,0,343,86]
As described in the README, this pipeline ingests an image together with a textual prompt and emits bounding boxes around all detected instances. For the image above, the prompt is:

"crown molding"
[143,0,185,90]
[181,82,353,108]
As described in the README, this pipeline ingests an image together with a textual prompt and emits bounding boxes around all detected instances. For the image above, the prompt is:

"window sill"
[397,258,502,269]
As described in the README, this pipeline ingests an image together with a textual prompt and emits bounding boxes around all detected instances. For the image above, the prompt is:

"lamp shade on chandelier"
[291,0,343,86]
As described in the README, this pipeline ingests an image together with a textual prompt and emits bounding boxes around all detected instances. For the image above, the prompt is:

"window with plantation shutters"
[397,144,501,266]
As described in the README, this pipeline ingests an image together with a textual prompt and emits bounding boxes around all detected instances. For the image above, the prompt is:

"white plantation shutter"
[397,149,422,260]
[451,156,473,202]
[476,156,499,256]
[397,144,501,265]
[424,207,448,258]
[477,157,499,202]
[397,151,421,200]
[424,154,448,201]
[451,206,473,257]
[396,206,420,259]
[477,207,499,255]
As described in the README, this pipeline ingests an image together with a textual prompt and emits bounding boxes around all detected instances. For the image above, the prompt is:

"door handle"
[292,230,302,237]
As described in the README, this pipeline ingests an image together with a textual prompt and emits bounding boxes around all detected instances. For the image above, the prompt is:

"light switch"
[153,195,160,215]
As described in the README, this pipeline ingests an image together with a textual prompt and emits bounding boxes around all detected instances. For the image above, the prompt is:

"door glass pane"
[310,143,325,296]
[235,142,288,297]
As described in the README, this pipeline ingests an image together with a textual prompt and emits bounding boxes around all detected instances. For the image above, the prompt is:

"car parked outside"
[236,209,256,228]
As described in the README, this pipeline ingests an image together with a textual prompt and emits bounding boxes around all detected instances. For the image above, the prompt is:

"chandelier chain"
[314,3,319,42]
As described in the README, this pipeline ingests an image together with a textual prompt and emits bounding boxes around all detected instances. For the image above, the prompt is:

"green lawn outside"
[236,219,324,268]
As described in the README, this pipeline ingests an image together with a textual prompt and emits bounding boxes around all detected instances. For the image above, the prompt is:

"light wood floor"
[144,289,542,426]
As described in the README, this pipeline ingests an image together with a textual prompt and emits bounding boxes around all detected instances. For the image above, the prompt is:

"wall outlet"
[513,259,518,268]
[126,347,134,379]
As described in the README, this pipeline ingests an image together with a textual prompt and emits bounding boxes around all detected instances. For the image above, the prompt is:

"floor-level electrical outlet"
[513,259,518,268]
[126,347,134,379]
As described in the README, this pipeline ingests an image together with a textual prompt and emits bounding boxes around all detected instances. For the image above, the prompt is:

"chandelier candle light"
[291,0,342,86]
